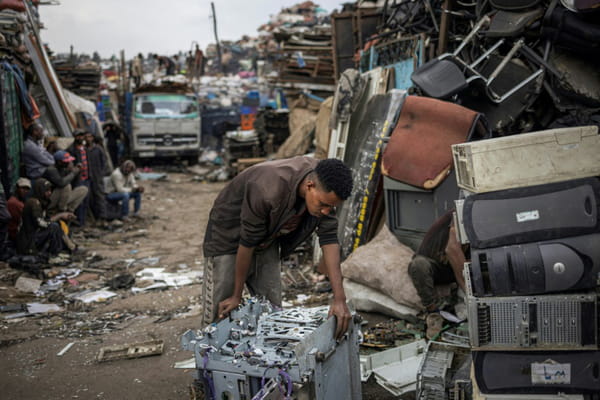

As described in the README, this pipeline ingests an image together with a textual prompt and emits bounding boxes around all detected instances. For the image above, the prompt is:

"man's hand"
[328,298,351,340]
[217,296,241,319]
[135,186,145,193]
[51,212,76,223]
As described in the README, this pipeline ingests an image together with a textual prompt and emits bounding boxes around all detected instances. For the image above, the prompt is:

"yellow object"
[59,220,69,236]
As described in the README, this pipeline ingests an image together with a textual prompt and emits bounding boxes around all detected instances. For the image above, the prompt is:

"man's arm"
[445,225,466,291]
[321,243,351,340]
[217,244,255,319]
[112,171,131,193]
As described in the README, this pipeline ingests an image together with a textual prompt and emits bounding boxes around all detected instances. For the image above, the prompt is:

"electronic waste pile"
[181,298,362,400]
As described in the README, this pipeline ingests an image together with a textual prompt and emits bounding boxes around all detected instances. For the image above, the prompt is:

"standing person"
[103,122,120,168]
[201,157,354,339]
[407,211,469,339]
[16,179,75,256]
[6,178,31,243]
[153,54,176,76]
[21,122,54,181]
[67,130,90,226]
[105,160,144,220]
[193,44,204,78]
[131,53,143,88]
[42,150,87,217]
[85,133,109,226]
[185,51,194,79]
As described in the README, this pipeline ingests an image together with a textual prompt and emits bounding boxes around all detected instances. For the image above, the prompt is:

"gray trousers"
[201,244,281,327]
[48,185,88,215]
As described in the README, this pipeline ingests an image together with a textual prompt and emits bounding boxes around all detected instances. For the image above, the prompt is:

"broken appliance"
[181,298,362,400]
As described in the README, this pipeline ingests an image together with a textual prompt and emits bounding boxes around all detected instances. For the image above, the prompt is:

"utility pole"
[211,2,223,73]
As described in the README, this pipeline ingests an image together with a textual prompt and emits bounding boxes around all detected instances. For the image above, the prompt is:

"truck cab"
[130,91,201,164]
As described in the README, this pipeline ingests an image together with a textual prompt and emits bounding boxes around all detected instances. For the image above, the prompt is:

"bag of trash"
[341,224,423,311]
[343,279,420,319]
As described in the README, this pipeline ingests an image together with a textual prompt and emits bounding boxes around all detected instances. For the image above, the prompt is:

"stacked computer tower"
[452,126,600,399]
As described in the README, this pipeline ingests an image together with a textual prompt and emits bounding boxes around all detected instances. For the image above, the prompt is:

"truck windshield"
[134,94,198,118]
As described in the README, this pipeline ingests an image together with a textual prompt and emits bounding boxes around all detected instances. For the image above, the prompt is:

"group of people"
[131,46,204,86]
[0,122,144,260]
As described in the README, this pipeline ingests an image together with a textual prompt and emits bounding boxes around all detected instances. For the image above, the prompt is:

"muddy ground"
[0,170,407,400]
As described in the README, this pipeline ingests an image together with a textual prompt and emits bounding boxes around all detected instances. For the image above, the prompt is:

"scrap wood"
[97,339,164,362]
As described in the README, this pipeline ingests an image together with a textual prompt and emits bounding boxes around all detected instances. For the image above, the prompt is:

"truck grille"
[137,134,198,146]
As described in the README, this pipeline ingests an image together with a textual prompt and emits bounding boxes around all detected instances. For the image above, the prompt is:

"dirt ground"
[0,170,409,400]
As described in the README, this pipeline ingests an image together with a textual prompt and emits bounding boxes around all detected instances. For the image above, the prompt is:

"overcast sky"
[40,0,345,58]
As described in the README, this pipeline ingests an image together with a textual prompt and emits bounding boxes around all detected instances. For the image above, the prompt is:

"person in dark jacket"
[16,179,75,256]
[201,157,354,339]
[67,130,90,226]
[43,150,87,217]
[85,133,109,225]
[103,123,120,167]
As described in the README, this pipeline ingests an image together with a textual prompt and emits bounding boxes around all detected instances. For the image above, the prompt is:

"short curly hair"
[314,159,353,200]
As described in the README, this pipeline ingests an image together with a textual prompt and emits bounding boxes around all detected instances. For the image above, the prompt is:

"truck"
[129,84,201,164]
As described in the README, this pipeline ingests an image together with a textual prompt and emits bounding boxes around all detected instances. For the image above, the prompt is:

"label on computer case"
[531,362,571,385]
[516,210,540,223]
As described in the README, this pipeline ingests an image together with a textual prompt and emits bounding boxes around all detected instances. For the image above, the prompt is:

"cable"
[202,351,216,400]
[278,368,293,399]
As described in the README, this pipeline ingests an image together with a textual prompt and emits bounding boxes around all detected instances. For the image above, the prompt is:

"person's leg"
[200,254,236,327]
[106,192,128,218]
[130,191,141,214]
[48,186,70,215]
[87,182,107,221]
[246,243,282,307]
[66,185,88,213]
[34,222,64,255]
[408,255,441,312]
[74,180,91,226]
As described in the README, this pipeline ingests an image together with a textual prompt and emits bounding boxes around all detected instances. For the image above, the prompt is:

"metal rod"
[210,2,222,73]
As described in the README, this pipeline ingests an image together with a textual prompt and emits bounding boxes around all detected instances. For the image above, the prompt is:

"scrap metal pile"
[181,298,362,400]
[53,59,102,101]
[261,1,336,90]
[361,0,600,136]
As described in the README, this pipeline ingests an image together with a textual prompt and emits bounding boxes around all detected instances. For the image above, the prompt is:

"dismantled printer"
[181,298,362,400]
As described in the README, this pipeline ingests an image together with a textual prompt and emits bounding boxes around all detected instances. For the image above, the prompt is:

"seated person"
[21,122,55,180]
[105,160,144,220]
[7,178,31,242]
[408,210,469,339]
[16,179,76,256]
[0,183,10,260]
[43,150,88,217]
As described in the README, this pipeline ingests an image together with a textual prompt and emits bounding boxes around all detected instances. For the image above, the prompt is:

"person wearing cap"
[67,130,90,226]
[21,122,55,180]
[6,177,31,243]
[16,179,75,256]
[42,150,88,217]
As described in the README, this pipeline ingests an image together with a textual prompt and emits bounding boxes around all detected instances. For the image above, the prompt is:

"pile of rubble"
[53,59,102,102]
